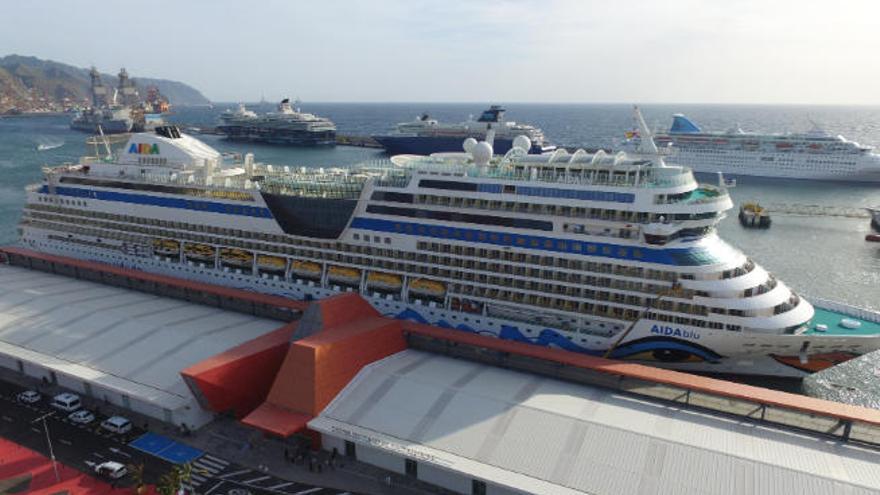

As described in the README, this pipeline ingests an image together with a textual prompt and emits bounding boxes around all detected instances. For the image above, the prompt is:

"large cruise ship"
[634,114,880,182]
[17,120,880,377]
[372,105,554,155]
[217,99,336,146]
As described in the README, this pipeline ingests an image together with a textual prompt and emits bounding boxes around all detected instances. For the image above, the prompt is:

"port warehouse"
[1,248,880,493]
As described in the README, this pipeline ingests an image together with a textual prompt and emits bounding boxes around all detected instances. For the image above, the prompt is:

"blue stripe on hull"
[351,217,723,266]
[41,185,274,218]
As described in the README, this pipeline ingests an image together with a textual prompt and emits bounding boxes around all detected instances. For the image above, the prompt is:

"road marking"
[197,457,227,470]
[30,427,41,433]
[108,447,131,458]
[202,454,229,466]
[220,468,251,479]
[291,488,324,495]
[191,474,207,483]
[243,475,271,484]
[268,481,294,490]
[58,438,72,446]
[1,415,12,422]
[93,452,105,458]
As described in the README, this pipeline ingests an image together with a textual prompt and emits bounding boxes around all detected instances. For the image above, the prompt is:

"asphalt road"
[0,379,173,488]
[0,378,354,494]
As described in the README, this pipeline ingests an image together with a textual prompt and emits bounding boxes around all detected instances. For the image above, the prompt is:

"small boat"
[739,202,771,228]
[328,265,360,285]
[366,271,402,290]
[292,260,321,279]
[184,243,215,261]
[152,238,180,256]
[220,247,252,267]
[866,234,880,243]
[256,254,286,272]
[409,278,446,297]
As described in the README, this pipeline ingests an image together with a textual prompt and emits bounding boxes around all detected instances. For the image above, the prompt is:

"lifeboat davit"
[256,254,286,272]
[184,243,215,261]
[152,238,180,256]
[219,247,252,267]
[292,260,321,279]
[366,271,402,291]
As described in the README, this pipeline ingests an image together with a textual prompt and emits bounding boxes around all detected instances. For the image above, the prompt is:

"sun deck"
[804,307,880,336]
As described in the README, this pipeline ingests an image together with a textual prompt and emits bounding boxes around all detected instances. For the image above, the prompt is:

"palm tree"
[126,463,146,495]
[156,467,181,495]
[177,463,194,493]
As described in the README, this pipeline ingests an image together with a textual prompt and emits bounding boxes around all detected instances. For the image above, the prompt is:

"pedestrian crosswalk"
[189,453,230,489]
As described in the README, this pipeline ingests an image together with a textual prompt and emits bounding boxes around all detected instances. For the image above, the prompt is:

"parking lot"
[0,378,171,488]
[0,376,357,494]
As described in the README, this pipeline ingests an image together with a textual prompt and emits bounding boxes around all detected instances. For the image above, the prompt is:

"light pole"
[603,284,684,359]
[32,412,60,483]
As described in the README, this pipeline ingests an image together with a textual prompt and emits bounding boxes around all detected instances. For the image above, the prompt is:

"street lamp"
[32,412,60,483]
[603,284,684,359]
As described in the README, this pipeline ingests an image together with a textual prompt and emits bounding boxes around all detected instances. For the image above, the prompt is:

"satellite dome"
[472,141,493,166]
[463,137,478,153]
[513,135,531,151]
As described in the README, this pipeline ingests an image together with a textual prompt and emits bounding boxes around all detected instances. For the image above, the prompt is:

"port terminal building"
[2,247,880,494]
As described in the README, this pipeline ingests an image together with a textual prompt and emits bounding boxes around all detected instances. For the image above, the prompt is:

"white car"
[100,416,132,435]
[68,409,96,424]
[50,392,81,413]
[17,390,41,404]
[95,461,128,479]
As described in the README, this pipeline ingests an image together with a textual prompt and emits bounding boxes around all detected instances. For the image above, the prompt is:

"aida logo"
[128,143,160,155]
[650,325,700,340]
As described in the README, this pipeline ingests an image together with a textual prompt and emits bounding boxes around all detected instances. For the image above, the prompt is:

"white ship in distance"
[623,112,880,182]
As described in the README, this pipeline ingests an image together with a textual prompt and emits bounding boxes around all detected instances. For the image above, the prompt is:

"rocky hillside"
[0,54,210,112]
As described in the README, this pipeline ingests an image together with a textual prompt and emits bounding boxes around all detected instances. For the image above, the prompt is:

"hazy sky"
[3,0,879,104]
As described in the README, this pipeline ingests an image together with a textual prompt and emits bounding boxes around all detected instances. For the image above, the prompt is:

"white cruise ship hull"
[672,150,880,183]
[20,230,880,379]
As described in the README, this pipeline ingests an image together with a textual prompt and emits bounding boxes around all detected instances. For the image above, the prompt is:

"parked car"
[16,390,41,404]
[100,416,132,434]
[50,392,81,413]
[94,461,128,479]
[68,409,96,424]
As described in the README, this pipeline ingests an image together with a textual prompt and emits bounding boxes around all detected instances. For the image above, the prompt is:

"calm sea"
[1,103,879,313]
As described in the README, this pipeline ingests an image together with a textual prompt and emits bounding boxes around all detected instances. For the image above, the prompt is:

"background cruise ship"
[628,114,880,182]
[217,98,336,146]
[372,105,554,155]
[17,120,880,378]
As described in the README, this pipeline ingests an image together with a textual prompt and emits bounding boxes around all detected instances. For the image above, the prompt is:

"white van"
[101,416,132,434]
[50,393,81,413]
[95,461,128,479]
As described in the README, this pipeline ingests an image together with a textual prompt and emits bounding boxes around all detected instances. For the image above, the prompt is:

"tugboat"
[739,202,771,228]
[866,207,880,242]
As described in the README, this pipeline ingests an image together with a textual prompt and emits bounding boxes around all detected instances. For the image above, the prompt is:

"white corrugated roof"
[310,349,880,495]
[0,264,280,410]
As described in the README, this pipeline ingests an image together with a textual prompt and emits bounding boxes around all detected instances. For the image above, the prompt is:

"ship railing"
[809,297,880,325]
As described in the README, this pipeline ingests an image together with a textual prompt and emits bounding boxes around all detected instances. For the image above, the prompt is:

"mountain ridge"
[0,54,211,112]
